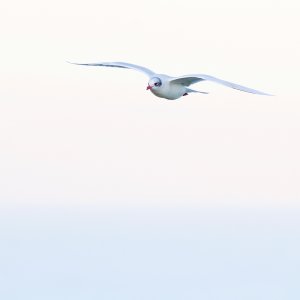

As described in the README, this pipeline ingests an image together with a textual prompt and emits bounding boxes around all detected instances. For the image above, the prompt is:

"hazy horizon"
[1,0,300,299]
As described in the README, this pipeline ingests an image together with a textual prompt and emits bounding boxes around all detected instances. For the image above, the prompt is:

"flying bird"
[68,61,271,100]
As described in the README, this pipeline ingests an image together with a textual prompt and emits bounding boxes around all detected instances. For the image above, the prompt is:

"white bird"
[68,61,271,100]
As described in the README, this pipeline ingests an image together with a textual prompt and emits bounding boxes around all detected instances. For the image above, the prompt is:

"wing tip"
[66,61,82,65]
[256,91,274,96]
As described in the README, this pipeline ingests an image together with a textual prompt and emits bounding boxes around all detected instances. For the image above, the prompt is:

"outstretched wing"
[68,61,155,77]
[169,74,272,95]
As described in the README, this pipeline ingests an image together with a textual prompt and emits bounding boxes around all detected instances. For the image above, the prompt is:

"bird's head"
[147,77,162,91]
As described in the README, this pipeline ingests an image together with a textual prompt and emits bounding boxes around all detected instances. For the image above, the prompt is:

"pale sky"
[0,0,300,299]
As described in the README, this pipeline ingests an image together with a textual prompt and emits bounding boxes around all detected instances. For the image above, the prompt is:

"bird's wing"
[169,74,271,95]
[68,61,155,77]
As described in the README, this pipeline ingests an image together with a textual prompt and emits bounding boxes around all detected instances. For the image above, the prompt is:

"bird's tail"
[186,88,209,94]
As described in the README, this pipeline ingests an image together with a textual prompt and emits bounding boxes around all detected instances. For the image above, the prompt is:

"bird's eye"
[154,82,161,87]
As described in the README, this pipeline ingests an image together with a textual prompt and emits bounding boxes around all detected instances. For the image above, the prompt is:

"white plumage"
[68,61,272,100]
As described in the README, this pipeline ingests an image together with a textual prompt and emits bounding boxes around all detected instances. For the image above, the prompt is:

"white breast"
[151,81,186,100]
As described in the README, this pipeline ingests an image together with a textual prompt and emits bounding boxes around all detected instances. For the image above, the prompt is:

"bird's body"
[148,74,186,100]
[68,61,271,99]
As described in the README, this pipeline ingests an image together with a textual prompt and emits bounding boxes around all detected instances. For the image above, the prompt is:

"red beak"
[146,85,152,90]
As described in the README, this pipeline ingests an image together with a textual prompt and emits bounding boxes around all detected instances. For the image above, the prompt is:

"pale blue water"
[1,205,299,300]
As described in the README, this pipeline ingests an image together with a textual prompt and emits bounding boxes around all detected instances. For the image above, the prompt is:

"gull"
[68,61,271,100]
